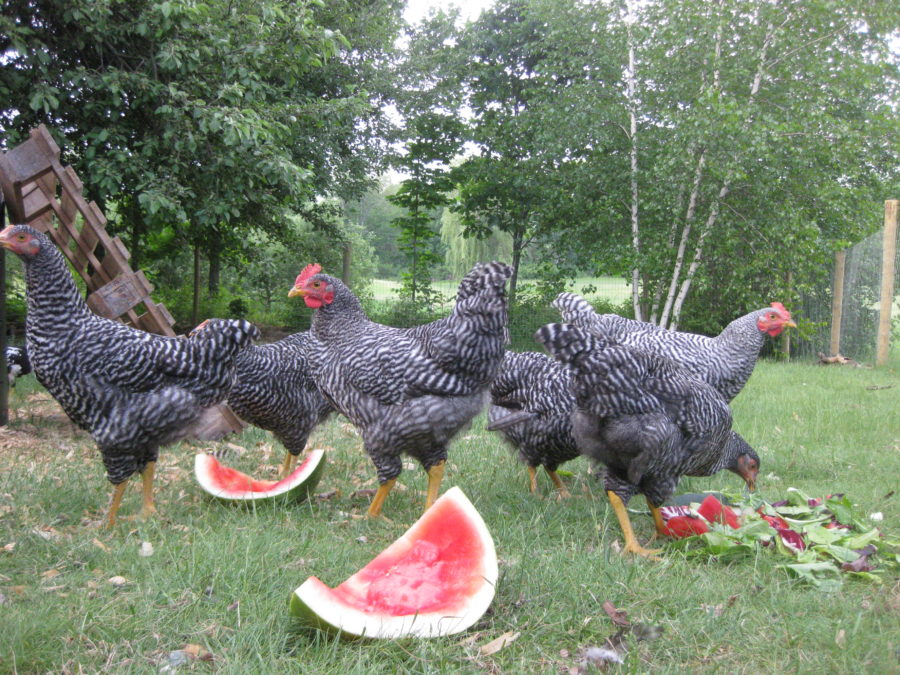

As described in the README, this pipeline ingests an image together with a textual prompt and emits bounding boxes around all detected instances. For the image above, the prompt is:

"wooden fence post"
[876,199,898,366]
[829,249,846,357]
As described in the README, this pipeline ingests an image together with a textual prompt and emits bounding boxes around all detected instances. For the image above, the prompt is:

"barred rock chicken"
[6,345,32,387]
[553,293,795,402]
[225,331,334,477]
[0,225,259,527]
[535,322,759,558]
[487,350,580,497]
[288,261,512,517]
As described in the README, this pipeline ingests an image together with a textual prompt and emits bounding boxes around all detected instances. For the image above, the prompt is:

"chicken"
[224,330,334,477]
[6,345,32,387]
[535,322,759,558]
[487,350,580,497]
[552,293,795,402]
[0,225,259,527]
[288,261,512,517]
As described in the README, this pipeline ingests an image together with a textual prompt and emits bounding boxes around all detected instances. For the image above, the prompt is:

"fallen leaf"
[139,541,154,557]
[181,643,212,661]
[108,576,129,587]
[41,569,61,580]
[92,538,109,552]
[480,631,520,656]
[2,542,15,553]
[835,629,846,646]
[602,601,630,627]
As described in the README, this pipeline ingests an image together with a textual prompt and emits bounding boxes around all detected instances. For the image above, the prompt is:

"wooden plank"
[86,272,150,319]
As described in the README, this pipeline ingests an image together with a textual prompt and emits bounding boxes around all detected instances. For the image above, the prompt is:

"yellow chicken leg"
[607,491,662,559]
[647,497,666,537]
[424,460,446,511]
[138,461,157,520]
[280,452,296,479]
[527,466,538,493]
[367,478,396,518]
[104,481,128,529]
[546,469,572,499]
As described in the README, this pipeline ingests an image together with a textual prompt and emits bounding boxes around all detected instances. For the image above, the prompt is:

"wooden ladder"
[0,125,245,440]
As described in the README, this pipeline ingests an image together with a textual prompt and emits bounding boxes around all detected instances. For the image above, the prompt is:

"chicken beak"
[745,477,757,493]
[785,320,797,329]
[0,226,15,249]
[288,285,306,299]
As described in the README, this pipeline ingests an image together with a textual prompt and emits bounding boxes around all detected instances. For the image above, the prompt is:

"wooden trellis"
[0,125,244,439]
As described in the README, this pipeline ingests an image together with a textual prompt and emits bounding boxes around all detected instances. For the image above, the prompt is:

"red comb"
[770,301,791,319]
[295,263,322,287]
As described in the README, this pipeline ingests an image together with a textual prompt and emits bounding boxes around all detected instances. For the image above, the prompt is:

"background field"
[370,276,632,305]
[0,358,897,674]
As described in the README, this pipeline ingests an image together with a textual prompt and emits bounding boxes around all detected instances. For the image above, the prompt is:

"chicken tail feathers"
[486,408,536,431]
[535,323,609,367]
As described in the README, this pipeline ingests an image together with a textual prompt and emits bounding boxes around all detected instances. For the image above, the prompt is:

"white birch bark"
[626,24,642,320]
[667,20,776,328]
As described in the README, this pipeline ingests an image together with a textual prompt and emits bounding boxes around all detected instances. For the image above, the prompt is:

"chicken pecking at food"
[222,330,334,478]
[487,350,580,498]
[0,225,259,527]
[535,322,759,558]
[6,344,31,388]
[552,293,795,402]
[288,261,512,517]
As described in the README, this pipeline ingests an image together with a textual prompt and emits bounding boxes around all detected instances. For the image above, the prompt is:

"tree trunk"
[626,27,642,321]
[666,21,775,328]
[208,230,221,296]
[509,226,524,305]
[191,242,201,328]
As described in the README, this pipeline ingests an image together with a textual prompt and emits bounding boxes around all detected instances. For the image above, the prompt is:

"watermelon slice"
[194,449,325,502]
[290,486,498,639]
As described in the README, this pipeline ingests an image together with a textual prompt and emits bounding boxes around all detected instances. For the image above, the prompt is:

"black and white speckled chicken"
[535,322,759,558]
[6,344,32,387]
[289,261,512,517]
[0,225,259,527]
[225,330,334,477]
[553,293,795,402]
[487,350,579,498]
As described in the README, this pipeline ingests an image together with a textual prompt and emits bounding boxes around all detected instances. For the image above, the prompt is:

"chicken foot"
[367,478,396,518]
[104,481,128,529]
[280,452,297,479]
[546,468,572,499]
[607,490,662,559]
[527,466,538,493]
[424,460,445,511]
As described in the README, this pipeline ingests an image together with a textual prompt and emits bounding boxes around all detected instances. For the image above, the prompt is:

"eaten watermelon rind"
[290,486,498,639]
[194,448,325,503]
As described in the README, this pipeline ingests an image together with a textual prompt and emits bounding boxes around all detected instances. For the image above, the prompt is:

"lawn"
[0,358,897,673]
[371,275,631,305]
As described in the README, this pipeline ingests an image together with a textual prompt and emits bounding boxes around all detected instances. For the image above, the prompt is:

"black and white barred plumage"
[226,331,334,459]
[552,292,793,402]
[3,225,259,486]
[487,350,580,481]
[296,261,512,485]
[535,322,757,508]
[6,345,31,387]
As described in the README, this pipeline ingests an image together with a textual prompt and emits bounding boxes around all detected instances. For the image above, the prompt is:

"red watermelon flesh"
[697,494,741,528]
[194,449,325,502]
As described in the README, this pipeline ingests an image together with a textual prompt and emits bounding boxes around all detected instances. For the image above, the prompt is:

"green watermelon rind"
[193,448,326,503]
[289,486,498,640]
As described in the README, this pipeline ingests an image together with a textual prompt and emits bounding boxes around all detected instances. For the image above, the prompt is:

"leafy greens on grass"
[663,488,899,590]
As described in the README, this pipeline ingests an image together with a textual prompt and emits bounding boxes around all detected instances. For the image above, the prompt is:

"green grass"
[371,276,630,304]
[0,359,897,673]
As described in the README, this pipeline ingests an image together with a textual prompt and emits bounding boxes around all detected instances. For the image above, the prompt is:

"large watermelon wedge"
[290,486,498,639]
[194,448,325,502]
